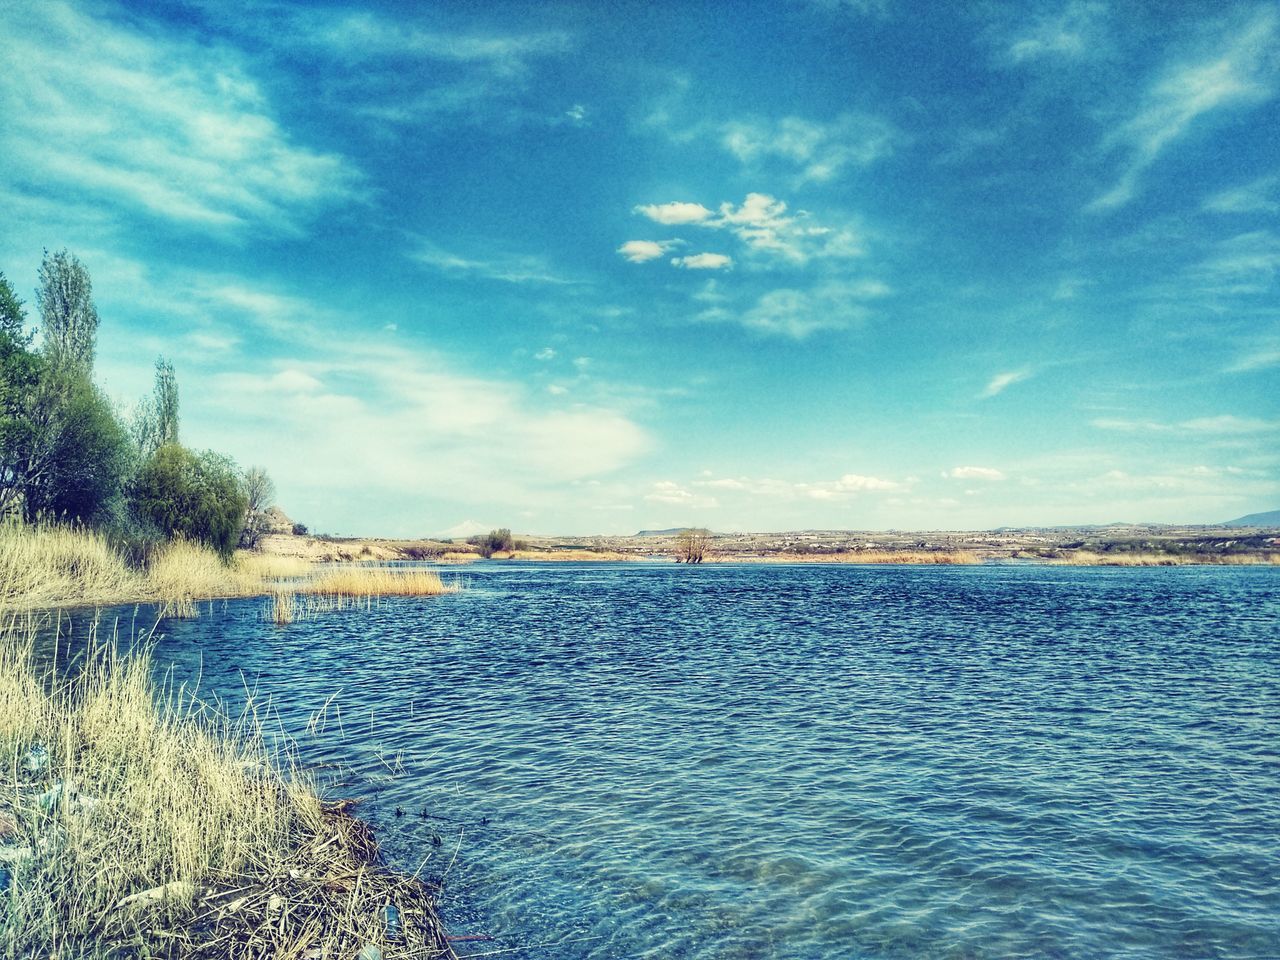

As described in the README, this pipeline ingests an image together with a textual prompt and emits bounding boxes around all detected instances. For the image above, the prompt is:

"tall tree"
[133,357,179,459]
[37,249,99,373]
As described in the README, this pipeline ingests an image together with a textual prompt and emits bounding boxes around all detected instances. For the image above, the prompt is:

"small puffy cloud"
[565,103,586,122]
[617,239,675,263]
[671,253,732,270]
[944,466,1005,481]
[634,201,715,224]
[717,193,864,264]
[981,370,1030,397]
[534,347,556,361]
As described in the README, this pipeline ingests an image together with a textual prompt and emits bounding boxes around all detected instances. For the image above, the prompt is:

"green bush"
[131,444,248,559]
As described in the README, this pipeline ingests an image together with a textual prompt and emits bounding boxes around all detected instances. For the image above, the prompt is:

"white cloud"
[0,1,360,235]
[617,240,680,263]
[944,466,1006,481]
[671,253,732,270]
[1090,10,1279,211]
[691,472,900,501]
[205,345,651,509]
[413,241,573,284]
[644,481,718,507]
[292,11,569,67]
[634,202,715,225]
[629,193,866,266]
[720,112,895,183]
[534,347,556,361]
[981,370,1030,397]
[566,104,587,123]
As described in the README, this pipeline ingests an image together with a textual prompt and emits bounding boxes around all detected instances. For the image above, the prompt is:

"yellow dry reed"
[299,567,458,598]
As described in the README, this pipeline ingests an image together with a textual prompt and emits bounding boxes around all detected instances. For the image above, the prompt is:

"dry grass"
[0,617,454,959]
[232,552,314,581]
[299,568,458,598]
[0,523,140,609]
[1051,550,1280,566]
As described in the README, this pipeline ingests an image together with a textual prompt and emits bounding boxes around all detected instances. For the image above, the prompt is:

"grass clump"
[0,618,454,959]
[300,568,458,599]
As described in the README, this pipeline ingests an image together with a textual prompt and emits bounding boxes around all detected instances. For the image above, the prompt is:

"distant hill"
[1222,509,1280,527]
[633,528,687,538]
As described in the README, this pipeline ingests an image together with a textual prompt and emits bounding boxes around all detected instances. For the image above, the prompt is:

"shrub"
[291,522,308,536]
[471,527,514,558]
[132,444,248,559]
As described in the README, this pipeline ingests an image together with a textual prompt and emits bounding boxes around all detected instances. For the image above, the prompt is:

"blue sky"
[1,0,1277,536]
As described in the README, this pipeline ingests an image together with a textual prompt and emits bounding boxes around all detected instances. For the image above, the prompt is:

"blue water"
[74,563,1280,958]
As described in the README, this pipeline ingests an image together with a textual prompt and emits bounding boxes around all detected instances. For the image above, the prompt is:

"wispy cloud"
[1203,173,1280,214]
[290,11,570,68]
[720,113,896,183]
[699,281,888,338]
[1092,414,1277,434]
[981,370,1031,397]
[1005,1,1106,63]
[1226,343,1280,373]
[1090,9,1279,211]
[412,242,575,284]
[1197,230,1280,283]
[0,1,360,235]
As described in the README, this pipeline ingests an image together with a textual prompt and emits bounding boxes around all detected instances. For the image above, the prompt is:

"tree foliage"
[132,444,248,558]
[37,249,99,373]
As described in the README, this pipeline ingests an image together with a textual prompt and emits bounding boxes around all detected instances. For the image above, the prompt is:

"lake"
[68,562,1280,958]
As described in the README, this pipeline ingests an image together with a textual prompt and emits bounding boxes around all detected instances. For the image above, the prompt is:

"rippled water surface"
[83,563,1280,958]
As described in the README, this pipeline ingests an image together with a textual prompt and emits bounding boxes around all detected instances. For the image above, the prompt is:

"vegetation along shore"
[0,617,455,959]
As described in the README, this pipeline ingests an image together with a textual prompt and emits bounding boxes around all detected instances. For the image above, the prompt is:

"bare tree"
[675,528,709,564]
[239,466,277,548]
[37,249,99,373]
